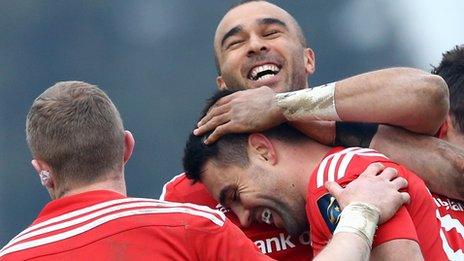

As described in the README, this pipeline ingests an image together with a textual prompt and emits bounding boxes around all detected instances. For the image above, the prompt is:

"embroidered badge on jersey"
[317,193,341,233]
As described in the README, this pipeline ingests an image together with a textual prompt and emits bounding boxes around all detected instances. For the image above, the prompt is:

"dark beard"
[261,194,309,237]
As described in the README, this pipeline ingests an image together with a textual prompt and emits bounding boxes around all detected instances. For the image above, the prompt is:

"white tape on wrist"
[275,82,341,121]
[333,202,380,248]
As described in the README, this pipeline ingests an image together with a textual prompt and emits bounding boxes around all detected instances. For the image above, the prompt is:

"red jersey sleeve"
[159,173,219,208]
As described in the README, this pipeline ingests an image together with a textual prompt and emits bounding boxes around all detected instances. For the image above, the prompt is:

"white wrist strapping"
[333,202,380,248]
[275,82,341,121]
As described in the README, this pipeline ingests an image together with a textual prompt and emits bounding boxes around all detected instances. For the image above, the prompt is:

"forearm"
[335,67,448,135]
[277,68,448,135]
[315,203,380,261]
[371,125,464,200]
[314,232,370,261]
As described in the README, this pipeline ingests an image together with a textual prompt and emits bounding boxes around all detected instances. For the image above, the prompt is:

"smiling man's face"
[214,1,315,92]
[200,156,308,236]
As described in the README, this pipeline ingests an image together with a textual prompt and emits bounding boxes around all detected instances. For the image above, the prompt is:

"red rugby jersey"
[306,147,446,260]
[0,190,271,261]
[160,173,313,260]
[432,193,464,260]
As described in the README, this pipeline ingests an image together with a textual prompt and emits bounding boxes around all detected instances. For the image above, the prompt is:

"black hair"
[432,45,464,132]
[183,89,306,182]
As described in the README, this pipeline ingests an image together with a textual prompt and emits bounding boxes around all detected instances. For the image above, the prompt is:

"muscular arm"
[315,237,423,261]
[370,125,464,200]
[314,232,371,261]
[196,67,448,144]
[370,240,423,261]
[333,67,448,135]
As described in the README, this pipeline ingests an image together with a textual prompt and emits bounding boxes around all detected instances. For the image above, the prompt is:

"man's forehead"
[214,2,293,47]
[201,161,237,199]
[202,161,231,185]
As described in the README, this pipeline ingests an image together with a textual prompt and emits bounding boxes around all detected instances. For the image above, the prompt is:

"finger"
[400,192,411,205]
[204,123,233,145]
[194,114,230,136]
[390,176,408,191]
[197,103,230,127]
[359,162,385,177]
[324,181,343,198]
[377,167,399,181]
[213,94,235,107]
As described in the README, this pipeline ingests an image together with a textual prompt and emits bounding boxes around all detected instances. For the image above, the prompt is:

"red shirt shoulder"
[0,195,268,261]
[306,147,446,260]
[160,173,219,208]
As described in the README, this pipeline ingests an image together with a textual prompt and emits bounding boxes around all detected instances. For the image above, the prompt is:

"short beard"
[286,48,309,92]
[280,207,309,237]
[264,195,309,237]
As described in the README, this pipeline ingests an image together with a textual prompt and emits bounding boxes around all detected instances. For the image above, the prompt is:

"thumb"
[324,181,343,198]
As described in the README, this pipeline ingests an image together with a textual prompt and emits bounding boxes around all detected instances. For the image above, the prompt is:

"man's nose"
[233,205,252,227]
[247,34,269,57]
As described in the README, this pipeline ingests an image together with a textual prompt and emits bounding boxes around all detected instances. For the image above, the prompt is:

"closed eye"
[232,190,239,202]
[219,185,240,207]
[227,40,244,49]
[264,30,279,37]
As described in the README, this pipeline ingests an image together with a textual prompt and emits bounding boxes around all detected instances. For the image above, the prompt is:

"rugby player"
[183,89,447,259]
[0,81,270,260]
[163,0,450,259]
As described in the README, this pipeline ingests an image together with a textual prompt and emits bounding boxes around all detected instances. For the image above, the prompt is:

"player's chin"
[282,218,308,237]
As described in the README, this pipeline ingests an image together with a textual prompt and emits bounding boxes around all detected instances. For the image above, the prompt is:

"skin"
[214,2,314,92]
[201,159,309,237]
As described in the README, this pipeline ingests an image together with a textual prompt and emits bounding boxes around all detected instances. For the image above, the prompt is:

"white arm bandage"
[333,202,380,248]
[275,82,341,121]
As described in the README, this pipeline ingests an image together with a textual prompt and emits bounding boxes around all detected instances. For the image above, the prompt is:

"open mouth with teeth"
[248,64,281,81]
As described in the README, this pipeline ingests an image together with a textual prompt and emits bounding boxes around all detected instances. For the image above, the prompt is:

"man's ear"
[216,76,227,90]
[124,130,135,164]
[248,133,278,165]
[31,159,55,199]
[436,114,450,139]
[303,48,316,76]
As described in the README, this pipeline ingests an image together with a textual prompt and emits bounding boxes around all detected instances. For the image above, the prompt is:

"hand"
[325,162,410,224]
[193,86,286,144]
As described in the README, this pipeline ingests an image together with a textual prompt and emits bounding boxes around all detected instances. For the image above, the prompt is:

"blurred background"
[1,0,463,245]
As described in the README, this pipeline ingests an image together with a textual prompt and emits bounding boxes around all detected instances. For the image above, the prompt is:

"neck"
[55,173,127,199]
[445,130,464,149]
[280,140,332,200]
